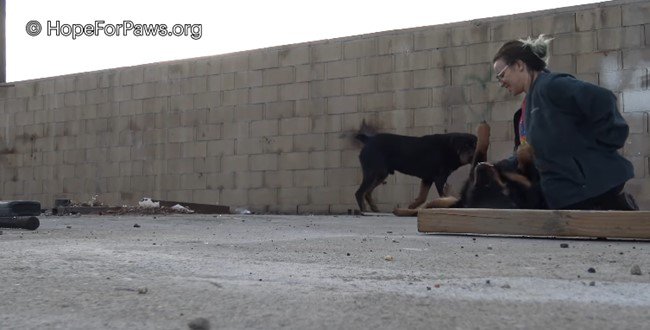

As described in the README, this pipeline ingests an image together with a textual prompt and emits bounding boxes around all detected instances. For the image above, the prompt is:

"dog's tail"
[355,133,370,144]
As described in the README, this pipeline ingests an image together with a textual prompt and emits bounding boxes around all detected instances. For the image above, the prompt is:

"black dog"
[423,123,546,209]
[355,128,477,213]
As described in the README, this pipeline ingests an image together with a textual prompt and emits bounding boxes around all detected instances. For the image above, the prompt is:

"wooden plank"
[417,208,650,239]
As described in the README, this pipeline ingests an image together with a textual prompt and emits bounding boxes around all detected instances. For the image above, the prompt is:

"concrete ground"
[1,213,649,330]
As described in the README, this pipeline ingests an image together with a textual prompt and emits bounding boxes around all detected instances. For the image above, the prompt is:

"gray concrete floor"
[1,213,649,329]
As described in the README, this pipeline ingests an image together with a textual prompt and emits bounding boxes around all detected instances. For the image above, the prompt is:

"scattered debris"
[137,287,148,294]
[631,265,643,275]
[188,317,211,330]
[589,281,596,286]
[171,204,194,213]
[0,230,3,235]
[587,267,596,273]
[384,255,394,261]
[133,224,141,228]
[560,243,569,248]
[138,197,160,208]
[66,225,72,229]
[501,284,511,289]
[234,207,252,215]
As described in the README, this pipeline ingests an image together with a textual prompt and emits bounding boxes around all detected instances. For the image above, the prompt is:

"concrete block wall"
[1,0,649,212]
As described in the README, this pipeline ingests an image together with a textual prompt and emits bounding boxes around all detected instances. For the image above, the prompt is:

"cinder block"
[339,112,377,132]
[395,89,429,109]
[221,89,249,105]
[251,119,279,137]
[327,60,358,79]
[206,172,235,190]
[219,188,248,207]
[395,51,430,71]
[250,50,279,70]
[207,57,222,75]
[623,90,650,113]
[377,72,413,91]
[34,80,55,96]
[250,154,279,171]
[293,134,325,152]
[119,161,143,176]
[311,115,342,134]
[64,92,85,107]
[76,73,99,91]
[264,67,295,85]
[107,146,131,162]
[326,132,354,150]
[532,13,575,36]
[413,68,448,88]
[167,158,195,174]
[279,117,310,135]
[576,6,621,31]
[576,51,621,73]
[62,178,83,194]
[221,54,249,73]
[264,170,293,188]
[54,76,76,93]
[279,187,308,205]
[377,33,413,55]
[279,46,310,66]
[167,127,195,143]
[15,83,35,98]
[193,91,220,110]
[296,63,325,82]
[85,89,108,105]
[413,107,446,127]
[488,140,516,162]
[552,32,596,55]
[311,42,342,63]
[309,186,340,204]
[280,152,309,170]
[208,73,236,91]
[376,109,414,129]
[451,64,491,86]
[236,171,263,188]
[164,143,182,159]
[193,156,220,174]
[622,1,650,26]
[181,141,207,158]
[279,83,308,101]
[262,136,293,153]
[248,188,277,206]
[167,62,191,80]
[327,95,358,114]
[359,55,393,75]
[265,101,295,119]
[468,42,503,64]
[294,169,325,187]
[490,18,531,42]
[326,168,360,187]
[309,150,341,169]
[119,100,143,115]
[179,173,206,190]
[235,71,263,88]
[208,106,235,124]
[236,138,265,155]
[310,80,342,98]
[120,67,144,85]
[414,29,450,50]
[362,92,394,111]
[451,23,489,46]
[597,26,644,51]
[192,188,220,205]
[622,112,648,134]
[490,99,523,122]
[143,64,167,82]
[548,54,575,74]
[154,80,181,97]
[623,48,650,70]
[234,104,264,122]
[431,47,467,67]
[110,86,132,102]
[179,77,207,95]
[599,69,647,92]
[344,76,376,95]
[180,109,208,127]
[14,111,34,126]
[624,133,650,157]
[344,38,377,59]
[250,86,278,103]
[220,121,249,138]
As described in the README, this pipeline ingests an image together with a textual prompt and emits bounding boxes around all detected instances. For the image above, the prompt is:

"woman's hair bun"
[519,34,553,64]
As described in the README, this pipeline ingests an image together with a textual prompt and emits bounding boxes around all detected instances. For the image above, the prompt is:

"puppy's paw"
[424,196,460,208]
[476,122,490,151]
[393,208,419,217]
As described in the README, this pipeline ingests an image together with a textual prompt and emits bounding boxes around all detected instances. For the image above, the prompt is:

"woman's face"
[493,59,526,96]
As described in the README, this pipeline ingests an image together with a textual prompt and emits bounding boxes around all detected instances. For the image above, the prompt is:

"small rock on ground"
[188,317,210,330]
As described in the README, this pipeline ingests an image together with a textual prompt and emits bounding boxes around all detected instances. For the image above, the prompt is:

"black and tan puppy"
[355,128,477,213]
[421,123,546,210]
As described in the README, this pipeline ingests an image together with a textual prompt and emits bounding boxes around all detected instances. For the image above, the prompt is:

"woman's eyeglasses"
[496,65,510,82]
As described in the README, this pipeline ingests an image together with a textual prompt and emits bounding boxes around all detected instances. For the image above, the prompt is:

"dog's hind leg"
[408,180,432,209]
[356,172,383,212]
[364,174,387,212]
